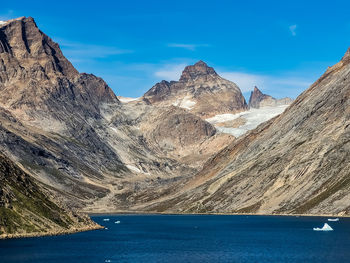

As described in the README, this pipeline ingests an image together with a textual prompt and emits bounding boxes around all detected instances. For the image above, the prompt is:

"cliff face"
[141,48,350,216]
[248,86,293,108]
[143,61,248,118]
[0,153,100,238]
[0,17,117,120]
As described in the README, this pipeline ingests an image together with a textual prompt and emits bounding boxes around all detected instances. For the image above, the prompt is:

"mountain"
[0,152,100,238]
[4,15,347,238]
[143,61,248,118]
[248,86,293,108]
[0,17,234,225]
[140,48,350,216]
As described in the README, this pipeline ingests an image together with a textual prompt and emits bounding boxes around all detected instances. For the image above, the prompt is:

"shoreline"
[87,210,350,218]
[1,211,347,240]
[0,224,104,240]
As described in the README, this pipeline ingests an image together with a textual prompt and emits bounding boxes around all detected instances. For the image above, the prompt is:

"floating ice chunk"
[105,260,111,262]
[103,218,110,221]
[328,218,339,222]
[313,223,333,231]
[105,227,108,230]
[115,220,121,224]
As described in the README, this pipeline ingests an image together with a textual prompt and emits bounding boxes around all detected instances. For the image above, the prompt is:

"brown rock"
[143,61,248,118]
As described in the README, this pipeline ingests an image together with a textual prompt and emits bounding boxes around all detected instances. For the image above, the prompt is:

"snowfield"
[172,96,196,110]
[206,105,289,137]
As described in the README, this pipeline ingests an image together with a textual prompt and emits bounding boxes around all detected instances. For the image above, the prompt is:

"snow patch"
[206,105,288,137]
[118,96,140,103]
[172,96,196,110]
[0,21,6,25]
[126,164,150,175]
[126,165,142,173]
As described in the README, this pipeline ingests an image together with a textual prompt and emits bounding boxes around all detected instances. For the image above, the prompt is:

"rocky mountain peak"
[179,60,218,82]
[248,86,269,108]
[143,61,247,118]
[0,16,78,78]
[248,86,293,109]
[0,16,117,120]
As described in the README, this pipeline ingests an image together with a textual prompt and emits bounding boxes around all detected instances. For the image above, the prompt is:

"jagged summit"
[248,86,292,109]
[0,16,117,120]
[143,61,247,118]
[179,60,218,82]
[248,86,271,108]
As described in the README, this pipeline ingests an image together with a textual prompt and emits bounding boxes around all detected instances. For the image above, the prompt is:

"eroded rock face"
[142,48,350,216]
[248,86,293,108]
[138,106,234,168]
[143,61,248,118]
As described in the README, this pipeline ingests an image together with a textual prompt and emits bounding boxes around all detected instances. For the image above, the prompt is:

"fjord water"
[1,215,349,263]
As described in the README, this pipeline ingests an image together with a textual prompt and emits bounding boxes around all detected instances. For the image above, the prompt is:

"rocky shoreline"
[0,224,103,240]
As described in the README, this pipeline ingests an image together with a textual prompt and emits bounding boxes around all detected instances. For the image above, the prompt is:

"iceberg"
[313,223,333,231]
[115,220,121,224]
[328,218,339,222]
[103,218,110,221]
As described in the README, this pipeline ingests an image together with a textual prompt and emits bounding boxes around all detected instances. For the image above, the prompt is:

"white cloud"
[58,40,133,61]
[168,43,209,51]
[154,63,188,80]
[289,24,297,36]
[219,70,314,98]
[220,72,265,92]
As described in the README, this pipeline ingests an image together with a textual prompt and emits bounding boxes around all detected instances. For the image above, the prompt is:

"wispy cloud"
[220,72,265,92]
[167,43,209,51]
[0,9,16,21]
[57,40,133,62]
[220,70,314,98]
[289,24,297,36]
[154,63,189,80]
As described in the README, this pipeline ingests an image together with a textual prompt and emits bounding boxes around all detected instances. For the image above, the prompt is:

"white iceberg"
[115,220,121,224]
[328,218,339,222]
[103,218,110,221]
[313,223,333,231]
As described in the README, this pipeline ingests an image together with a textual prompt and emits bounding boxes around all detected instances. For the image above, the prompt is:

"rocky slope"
[0,17,233,220]
[143,61,248,118]
[0,152,100,238]
[140,48,350,216]
[248,86,293,108]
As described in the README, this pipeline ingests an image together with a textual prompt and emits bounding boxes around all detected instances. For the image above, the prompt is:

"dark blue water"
[0,214,349,263]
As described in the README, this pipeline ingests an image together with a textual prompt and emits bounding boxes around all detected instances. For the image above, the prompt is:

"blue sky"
[1,0,350,99]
